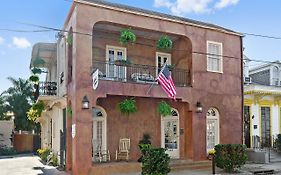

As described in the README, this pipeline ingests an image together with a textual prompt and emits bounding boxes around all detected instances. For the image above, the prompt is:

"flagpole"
[146,62,168,95]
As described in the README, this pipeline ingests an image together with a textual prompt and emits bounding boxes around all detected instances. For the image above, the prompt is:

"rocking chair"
[115,138,130,161]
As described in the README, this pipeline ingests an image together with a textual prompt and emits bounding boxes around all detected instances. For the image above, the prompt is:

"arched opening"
[206,108,220,153]
[92,106,107,162]
[161,108,180,159]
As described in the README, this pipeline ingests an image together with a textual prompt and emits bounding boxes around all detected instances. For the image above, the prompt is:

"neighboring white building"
[30,36,67,166]
[244,57,281,148]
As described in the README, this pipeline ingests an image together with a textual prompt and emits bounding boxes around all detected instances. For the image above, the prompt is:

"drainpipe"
[241,36,244,145]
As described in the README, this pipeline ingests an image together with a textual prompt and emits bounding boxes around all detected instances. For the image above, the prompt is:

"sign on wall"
[72,124,76,138]
[92,69,99,90]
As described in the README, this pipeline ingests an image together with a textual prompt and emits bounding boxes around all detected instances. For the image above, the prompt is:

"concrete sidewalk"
[0,154,69,175]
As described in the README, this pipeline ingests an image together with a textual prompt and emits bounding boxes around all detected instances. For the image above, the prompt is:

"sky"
[0,0,281,93]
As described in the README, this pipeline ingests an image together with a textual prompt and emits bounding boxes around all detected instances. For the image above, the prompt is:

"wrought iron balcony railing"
[92,60,190,87]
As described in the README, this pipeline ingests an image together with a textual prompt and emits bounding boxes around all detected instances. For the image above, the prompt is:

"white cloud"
[12,37,31,49]
[215,0,239,9]
[154,0,239,15]
[0,37,4,45]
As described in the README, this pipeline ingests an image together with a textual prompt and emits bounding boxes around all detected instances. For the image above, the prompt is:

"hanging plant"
[27,101,45,121]
[31,67,42,74]
[114,59,132,66]
[157,101,172,117]
[157,35,173,50]
[119,28,136,45]
[67,106,72,118]
[29,75,39,83]
[67,34,73,45]
[118,98,137,115]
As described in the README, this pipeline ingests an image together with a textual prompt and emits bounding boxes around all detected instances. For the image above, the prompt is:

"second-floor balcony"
[34,81,57,101]
[92,60,190,87]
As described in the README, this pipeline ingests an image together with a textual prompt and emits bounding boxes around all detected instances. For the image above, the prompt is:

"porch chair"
[93,139,111,162]
[115,138,130,161]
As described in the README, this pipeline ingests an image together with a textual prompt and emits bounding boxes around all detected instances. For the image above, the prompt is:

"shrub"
[138,134,152,162]
[0,147,17,156]
[276,134,281,151]
[214,144,247,173]
[140,146,171,175]
[37,148,51,162]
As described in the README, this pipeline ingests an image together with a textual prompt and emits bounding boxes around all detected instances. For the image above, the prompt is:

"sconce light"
[196,102,203,113]
[82,96,90,109]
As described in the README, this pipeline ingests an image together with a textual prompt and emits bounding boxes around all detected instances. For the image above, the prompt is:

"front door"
[206,108,219,153]
[161,109,179,159]
[244,106,251,148]
[261,107,271,147]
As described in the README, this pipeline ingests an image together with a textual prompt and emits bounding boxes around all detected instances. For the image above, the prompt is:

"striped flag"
[156,63,176,100]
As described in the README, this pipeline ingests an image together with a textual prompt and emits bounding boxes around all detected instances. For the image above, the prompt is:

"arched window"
[206,108,220,152]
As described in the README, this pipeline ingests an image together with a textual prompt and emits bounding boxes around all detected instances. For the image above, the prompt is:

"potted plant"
[114,59,132,66]
[29,75,39,83]
[119,28,136,45]
[167,64,175,71]
[117,98,137,115]
[138,133,152,162]
[157,35,173,50]
[157,101,172,117]
[31,67,42,74]
[207,149,215,160]
[27,101,45,121]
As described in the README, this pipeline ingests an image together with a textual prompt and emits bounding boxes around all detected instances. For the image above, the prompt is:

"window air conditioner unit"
[244,77,252,84]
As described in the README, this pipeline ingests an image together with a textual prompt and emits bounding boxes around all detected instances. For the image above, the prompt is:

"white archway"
[206,108,220,153]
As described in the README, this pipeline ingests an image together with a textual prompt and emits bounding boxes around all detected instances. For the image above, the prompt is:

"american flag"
[156,63,176,100]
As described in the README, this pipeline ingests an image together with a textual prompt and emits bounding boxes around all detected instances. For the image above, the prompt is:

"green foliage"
[114,59,132,66]
[140,146,171,175]
[157,101,172,117]
[276,134,281,151]
[31,67,42,75]
[4,77,38,131]
[49,153,59,166]
[215,144,247,173]
[167,64,175,70]
[119,28,136,45]
[27,101,45,121]
[0,93,9,120]
[67,34,73,45]
[29,75,39,83]
[37,148,51,162]
[67,106,72,118]
[157,35,173,50]
[0,146,17,156]
[117,98,137,115]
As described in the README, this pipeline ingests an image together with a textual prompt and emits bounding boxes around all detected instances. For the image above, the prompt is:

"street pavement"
[0,154,68,175]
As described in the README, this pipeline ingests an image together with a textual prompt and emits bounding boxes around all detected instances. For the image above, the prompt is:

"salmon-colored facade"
[63,0,243,174]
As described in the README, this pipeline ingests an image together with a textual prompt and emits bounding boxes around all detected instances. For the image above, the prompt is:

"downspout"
[241,36,244,144]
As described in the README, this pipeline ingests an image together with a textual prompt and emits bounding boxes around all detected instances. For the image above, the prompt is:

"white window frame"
[156,52,171,76]
[206,41,223,73]
[105,45,127,79]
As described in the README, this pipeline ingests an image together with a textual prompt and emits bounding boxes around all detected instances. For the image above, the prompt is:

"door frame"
[206,108,220,153]
[92,106,107,153]
[161,108,180,159]
[156,52,171,76]
[106,45,127,79]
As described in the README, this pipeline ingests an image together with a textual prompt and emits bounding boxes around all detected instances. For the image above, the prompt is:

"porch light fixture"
[196,102,203,113]
[82,96,90,109]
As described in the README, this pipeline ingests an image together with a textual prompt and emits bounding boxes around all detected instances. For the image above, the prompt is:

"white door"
[106,45,127,80]
[161,109,179,159]
[92,107,107,159]
[206,108,219,153]
[156,52,171,75]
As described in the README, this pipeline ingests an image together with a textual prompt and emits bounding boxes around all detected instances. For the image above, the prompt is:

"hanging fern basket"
[157,101,172,117]
[119,29,136,45]
[157,35,173,50]
[29,75,39,83]
[118,98,137,115]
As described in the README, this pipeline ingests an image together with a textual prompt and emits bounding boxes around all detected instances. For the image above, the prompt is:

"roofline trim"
[75,0,243,37]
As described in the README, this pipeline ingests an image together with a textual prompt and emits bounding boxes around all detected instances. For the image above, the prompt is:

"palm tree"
[0,92,8,120]
[4,77,36,131]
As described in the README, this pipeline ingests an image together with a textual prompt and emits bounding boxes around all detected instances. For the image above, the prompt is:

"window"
[206,108,220,152]
[156,52,171,76]
[207,41,223,73]
[272,66,279,86]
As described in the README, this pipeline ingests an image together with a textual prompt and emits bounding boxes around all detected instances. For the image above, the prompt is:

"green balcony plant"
[157,101,172,117]
[119,28,136,45]
[29,75,39,83]
[27,101,45,121]
[117,98,137,115]
[31,67,42,74]
[157,35,173,50]
[114,59,132,66]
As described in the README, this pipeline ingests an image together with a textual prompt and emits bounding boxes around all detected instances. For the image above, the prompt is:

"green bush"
[140,146,171,175]
[37,148,51,162]
[215,144,247,173]
[0,147,17,156]
[157,101,172,117]
[276,134,281,151]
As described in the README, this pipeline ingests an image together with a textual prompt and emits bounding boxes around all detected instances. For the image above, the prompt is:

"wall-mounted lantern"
[82,96,90,109]
[196,102,203,113]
